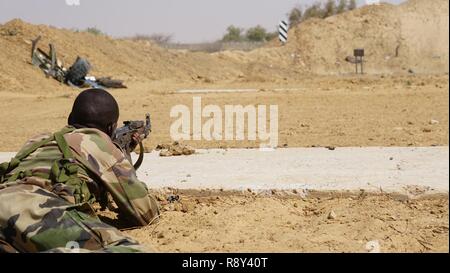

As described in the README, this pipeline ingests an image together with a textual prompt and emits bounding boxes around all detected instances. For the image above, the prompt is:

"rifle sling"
[133,141,145,170]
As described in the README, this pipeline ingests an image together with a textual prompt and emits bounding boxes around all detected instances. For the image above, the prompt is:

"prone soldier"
[0,88,160,253]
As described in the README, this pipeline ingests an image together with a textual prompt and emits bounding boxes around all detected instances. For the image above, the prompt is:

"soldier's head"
[68,88,119,137]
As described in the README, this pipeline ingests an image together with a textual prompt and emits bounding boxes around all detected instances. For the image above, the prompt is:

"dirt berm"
[0,0,448,94]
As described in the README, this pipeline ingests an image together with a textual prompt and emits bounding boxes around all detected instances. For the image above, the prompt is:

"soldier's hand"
[129,132,142,152]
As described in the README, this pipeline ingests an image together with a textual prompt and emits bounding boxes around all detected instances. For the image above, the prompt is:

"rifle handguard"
[112,114,151,171]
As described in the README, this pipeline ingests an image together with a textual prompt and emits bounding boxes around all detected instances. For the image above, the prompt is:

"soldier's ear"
[106,122,118,138]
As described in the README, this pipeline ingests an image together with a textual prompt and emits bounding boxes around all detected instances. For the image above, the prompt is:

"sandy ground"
[0,1,448,253]
[0,75,448,151]
[1,75,448,253]
[102,194,449,253]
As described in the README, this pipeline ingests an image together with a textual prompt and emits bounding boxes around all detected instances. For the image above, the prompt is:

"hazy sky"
[0,0,405,42]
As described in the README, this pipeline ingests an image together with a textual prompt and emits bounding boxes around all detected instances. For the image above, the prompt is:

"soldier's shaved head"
[68,88,119,136]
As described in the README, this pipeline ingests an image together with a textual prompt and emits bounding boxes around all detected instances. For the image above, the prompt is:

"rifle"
[112,114,151,170]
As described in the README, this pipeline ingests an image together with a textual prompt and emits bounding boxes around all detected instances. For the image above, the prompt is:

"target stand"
[354,48,364,74]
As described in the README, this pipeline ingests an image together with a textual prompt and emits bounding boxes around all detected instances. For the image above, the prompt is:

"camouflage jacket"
[0,126,159,227]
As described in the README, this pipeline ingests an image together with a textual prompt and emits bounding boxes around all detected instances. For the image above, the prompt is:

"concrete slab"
[176,88,259,94]
[175,88,305,94]
[1,147,447,196]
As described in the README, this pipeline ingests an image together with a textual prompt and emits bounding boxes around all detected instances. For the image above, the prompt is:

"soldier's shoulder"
[68,127,111,143]
[65,127,124,163]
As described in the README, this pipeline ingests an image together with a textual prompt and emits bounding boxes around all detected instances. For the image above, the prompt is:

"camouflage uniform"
[0,126,159,253]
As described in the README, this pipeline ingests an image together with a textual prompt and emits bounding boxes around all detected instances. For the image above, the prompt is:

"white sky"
[0,0,405,42]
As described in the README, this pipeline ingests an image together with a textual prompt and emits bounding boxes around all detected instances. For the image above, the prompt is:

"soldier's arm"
[102,156,160,227]
[66,129,159,227]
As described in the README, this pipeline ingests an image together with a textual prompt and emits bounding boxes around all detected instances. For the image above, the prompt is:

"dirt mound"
[156,141,195,157]
[0,0,447,94]
[284,0,449,74]
[0,19,244,93]
[0,19,295,94]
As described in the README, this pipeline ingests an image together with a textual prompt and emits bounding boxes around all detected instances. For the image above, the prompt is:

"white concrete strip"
[1,147,448,195]
[176,88,259,94]
[175,88,305,94]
